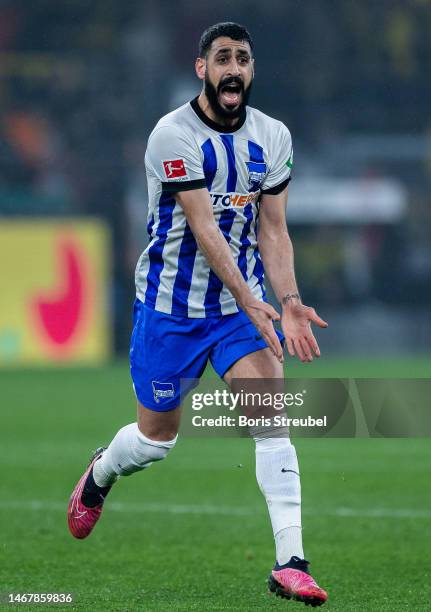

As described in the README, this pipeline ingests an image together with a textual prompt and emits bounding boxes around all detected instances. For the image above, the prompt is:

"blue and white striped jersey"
[135,97,293,318]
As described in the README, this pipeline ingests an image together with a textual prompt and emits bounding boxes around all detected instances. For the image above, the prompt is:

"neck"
[197,92,240,128]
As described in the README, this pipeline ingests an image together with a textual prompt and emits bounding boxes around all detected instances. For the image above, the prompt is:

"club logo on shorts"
[152,380,175,403]
[163,159,188,180]
[245,161,267,191]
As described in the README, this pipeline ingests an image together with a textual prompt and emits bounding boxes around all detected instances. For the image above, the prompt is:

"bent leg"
[93,297,210,486]
[93,401,180,485]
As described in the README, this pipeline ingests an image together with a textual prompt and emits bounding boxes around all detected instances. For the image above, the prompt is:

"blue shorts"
[129,299,283,411]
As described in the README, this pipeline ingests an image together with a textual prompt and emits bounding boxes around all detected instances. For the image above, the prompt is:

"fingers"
[255,305,283,362]
[287,334,320,362]
[281,304,326,362]
[264,305,283,361]
[306,331,321,357]
[264,328,284,363]
[285,337,295,357]
[246,301,283,361]
[292,338,306,362]
[299,337,313,362]
[292,337,313,362]
[308,308,328,328]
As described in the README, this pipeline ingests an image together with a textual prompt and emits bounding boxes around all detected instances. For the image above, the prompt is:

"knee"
[131,428,178,468]
[112,423,178,477]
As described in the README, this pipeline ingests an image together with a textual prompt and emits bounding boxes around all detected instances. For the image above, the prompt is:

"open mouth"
[219,83,243,107]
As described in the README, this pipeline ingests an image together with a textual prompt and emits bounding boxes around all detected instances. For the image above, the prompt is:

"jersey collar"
[190,96,246,134]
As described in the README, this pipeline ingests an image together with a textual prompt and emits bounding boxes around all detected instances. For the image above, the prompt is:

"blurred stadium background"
[1,4,431,610]
[1,0,430,366]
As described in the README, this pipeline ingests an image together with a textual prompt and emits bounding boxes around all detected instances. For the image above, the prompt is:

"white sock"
[255,437,304,564]
[93,422,177,486]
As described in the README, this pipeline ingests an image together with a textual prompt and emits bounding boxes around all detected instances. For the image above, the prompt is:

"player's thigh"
[224,348,284,420]
[137,401,181,441]
[210,313,285,420]
[130,300,210,436]
[223,346,283,385]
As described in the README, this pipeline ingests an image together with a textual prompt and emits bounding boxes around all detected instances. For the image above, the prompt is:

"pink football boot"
[269,556,328,607]
[68,447,110,539]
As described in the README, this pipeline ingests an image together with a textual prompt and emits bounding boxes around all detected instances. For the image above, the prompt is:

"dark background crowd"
[1,0,430,354]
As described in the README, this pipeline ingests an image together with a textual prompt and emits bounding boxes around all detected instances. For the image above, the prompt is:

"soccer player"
[68,22,328,607]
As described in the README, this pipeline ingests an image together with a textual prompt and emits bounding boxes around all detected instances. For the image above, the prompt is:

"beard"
[204,72,252,120]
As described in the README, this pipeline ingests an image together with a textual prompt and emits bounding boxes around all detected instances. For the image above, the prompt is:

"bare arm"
[258,187,328,362]
[258,187,300,301]
[175,188,284,361]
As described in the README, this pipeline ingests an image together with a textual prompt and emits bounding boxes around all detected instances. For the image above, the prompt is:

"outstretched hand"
[281,302,328,362]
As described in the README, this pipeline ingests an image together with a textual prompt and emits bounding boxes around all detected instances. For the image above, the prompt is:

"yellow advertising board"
[0,219,111,365]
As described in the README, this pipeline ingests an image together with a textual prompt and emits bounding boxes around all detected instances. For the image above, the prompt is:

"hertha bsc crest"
[245,161,267,191]
[152,380,175,403]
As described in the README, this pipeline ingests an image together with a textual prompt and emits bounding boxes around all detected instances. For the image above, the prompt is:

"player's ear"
[195,57,206,81]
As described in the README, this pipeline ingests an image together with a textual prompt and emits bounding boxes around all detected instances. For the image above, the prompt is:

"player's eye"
[217,56,228,63]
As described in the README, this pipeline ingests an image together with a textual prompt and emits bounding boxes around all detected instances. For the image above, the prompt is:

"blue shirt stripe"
[220,134,238,192]
[145,193,176,307]
[252,246,266,299]
[237,203,254,281]
[204,208,236,316]
[171,222,198,315]
[237,140,265,281]
[248,140,264,163]
[203,134,238,314]
[248,140,265,294]
[201,138,217,190]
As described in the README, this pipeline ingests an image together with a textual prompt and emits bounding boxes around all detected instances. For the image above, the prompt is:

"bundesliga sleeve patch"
[163,159,188,180]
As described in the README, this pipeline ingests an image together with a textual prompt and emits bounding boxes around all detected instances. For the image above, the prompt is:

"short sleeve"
[261,123,293,195]
[145,124,207,192]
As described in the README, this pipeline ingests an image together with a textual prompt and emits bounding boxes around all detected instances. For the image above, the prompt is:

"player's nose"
[226,59,241,76]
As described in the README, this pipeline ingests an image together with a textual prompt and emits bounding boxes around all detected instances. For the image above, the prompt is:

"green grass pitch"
[1,357,430,611]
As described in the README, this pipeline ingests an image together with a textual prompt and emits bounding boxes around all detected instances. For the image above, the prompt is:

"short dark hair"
[198,22,253,58]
